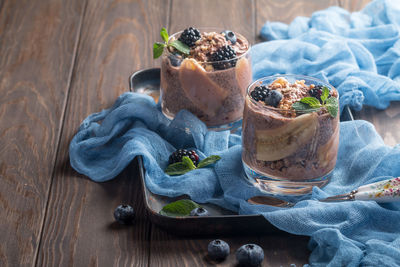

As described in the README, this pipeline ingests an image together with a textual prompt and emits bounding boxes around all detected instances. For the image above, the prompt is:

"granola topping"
[169,31,249,64]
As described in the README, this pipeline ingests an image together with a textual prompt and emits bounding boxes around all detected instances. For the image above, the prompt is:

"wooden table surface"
[2,0,400,266]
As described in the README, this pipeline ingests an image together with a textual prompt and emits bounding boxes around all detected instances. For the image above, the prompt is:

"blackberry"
[178,27,201,47]
[210,45,237,70]
[169,149,199,166]
[250,85,270,102]
[309,85,331,103]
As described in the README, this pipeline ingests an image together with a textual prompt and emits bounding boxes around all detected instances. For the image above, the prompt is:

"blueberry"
[114,204,135,225]
[221,30,237,44]
[190,207,209,216]
[168,53,182,67]
[236,244,264,267]
[208,239,230,261]
[264,90,282,107]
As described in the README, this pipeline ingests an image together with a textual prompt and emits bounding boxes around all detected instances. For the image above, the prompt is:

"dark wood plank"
[353,103,400,147]
[169,0,256,43]
[339,0,370,11]
[0,0,85,266]
[256,0,338,37]
[36,0,169,266]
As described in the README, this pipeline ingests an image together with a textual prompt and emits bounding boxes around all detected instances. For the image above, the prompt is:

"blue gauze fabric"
[69,1,400,266]
[70,93,400,267]
[254,0,400,112]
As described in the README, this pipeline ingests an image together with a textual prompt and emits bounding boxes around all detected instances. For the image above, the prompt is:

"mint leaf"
[165,162,192,176]
[292,101,311,111]
[182,156,196,170]
[160,27,169,42]
[197,155,221,169]
[153,42,165,59]
[292,101,320,114]
[160,199,201,217]
[169,40,190,55]
[325,97,339,118]
[320,86,330,103]
[300,97,321,108]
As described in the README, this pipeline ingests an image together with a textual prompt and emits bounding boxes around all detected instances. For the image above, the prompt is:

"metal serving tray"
[129,68,354,236]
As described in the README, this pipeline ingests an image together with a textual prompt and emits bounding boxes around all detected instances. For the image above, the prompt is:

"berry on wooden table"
[208,239,230,261]
[114,204,135,225]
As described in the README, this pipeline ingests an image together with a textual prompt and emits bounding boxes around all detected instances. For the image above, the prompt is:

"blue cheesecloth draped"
[70,0,400,266]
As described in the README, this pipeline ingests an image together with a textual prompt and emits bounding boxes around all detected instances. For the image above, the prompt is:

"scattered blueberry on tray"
[190,207,210,216]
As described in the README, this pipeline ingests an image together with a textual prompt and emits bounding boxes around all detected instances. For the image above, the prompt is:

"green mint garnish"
[182,156,197,170]
[325,97,339,118]
[292,86,338,118]
[160,27,169,42]
[197,155,221,168]
[153,27,190,59]
[299,97,321,108]
[160,199,201,217]
[164,156,195,176]
[165,155,221,176]
[320,86,330,102]
[169,40,190,55]
[153,42,166,59]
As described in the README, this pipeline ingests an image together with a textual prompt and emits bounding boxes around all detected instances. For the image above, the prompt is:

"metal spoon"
[248,177,400,207]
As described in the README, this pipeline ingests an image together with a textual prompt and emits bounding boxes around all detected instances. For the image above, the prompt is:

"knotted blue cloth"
[70,93,400,267]
[70,0,400,266]
[254,0,400,112]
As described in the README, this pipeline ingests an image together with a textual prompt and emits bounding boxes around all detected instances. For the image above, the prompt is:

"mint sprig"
[160,199,201,217]
[165,155,221,176]
[153,28,190,59]
[292,86,338,118]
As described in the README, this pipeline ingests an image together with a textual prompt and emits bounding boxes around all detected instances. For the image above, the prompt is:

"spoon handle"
[354,188,400,203]
[357,177,400,193]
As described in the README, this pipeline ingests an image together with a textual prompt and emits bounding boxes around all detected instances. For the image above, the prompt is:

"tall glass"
[160,28,252,131]
[242,75,340,195]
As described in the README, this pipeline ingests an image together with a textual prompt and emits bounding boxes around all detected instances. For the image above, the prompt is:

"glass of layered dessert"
[242,75,340,195]
[160,27,251,131]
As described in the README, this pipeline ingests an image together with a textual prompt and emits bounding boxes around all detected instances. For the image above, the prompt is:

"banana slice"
[318,117,339,169]
[179,58,229,116]
[256,112,319,161]
[235,57,252,95]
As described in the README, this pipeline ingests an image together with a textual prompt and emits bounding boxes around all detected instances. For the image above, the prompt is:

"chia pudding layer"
[160,29,251,127]
[242,76,340,181]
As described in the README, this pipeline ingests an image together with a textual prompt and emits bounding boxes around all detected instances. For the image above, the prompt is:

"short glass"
[160,28,252,131]
[242,75,340,195]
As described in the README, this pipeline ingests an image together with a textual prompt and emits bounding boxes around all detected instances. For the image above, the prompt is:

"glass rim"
[246,74,339,113]
[165,27,251,64]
